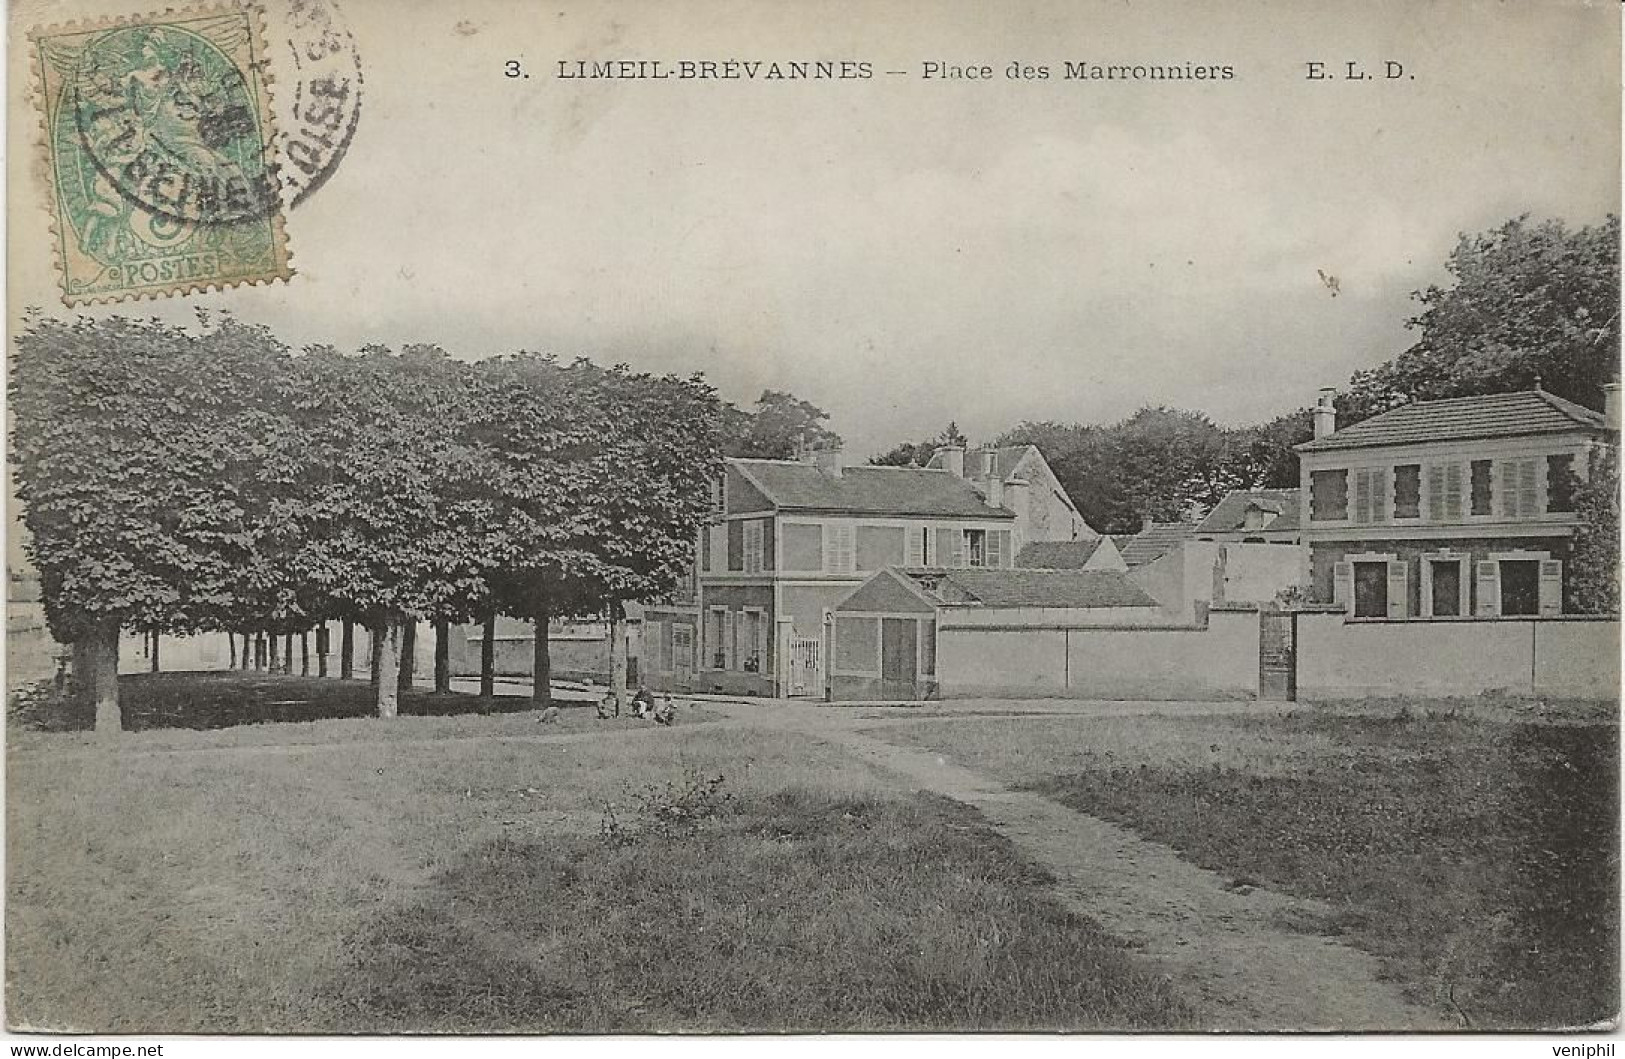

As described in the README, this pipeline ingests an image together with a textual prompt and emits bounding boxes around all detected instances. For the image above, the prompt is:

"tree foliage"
[869,421,968,467]
[1343,215,1620,423]
[1567,445,1620,614]
[722,389,841,459]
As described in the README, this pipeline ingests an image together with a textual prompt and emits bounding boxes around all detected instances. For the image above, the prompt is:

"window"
[964,529,987,567]
[1470,460,1492,515]
[743,520,764,574]
[1310,469,1348,521]
[727,520,745,571]
[783,523,823,571]
[706,609,725,669]
[1547,454,1577,513]
[856,525,906,571]
[1428,560,1463,617]
[740,610,764,672]
[1499,459,1538,519]
[1353,561,1388,618]
[1394,464,1420,519]
[700,527,712,573]
[1427,463,1464,521]
[1499,560,1540,616]
[935,527,963,567]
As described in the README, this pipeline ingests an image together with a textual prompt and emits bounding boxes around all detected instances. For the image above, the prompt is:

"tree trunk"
[242,633,252,671]
[228,633,238,669]
[268,632,280,673]
[255,632,266,671]
[149,629,160,673]
[92,620,121,736]
[397,619,417,697]
[300,631,311,676]
[283,632,295,675]
[370,624,383,689]
[374,616,404,718]
[317,624,330,678]
[340,618,355,680]
[532,588,551,707]
[434,618,451,693]
[479,608,496,698]
[608,601,628,714]
[71,637,95,704]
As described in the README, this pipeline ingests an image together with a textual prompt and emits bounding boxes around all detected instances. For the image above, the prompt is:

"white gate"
[787,636,823,698]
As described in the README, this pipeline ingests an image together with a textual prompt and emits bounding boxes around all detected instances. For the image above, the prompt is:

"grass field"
[6,674,1189,1033]
[866,702,1620,1030]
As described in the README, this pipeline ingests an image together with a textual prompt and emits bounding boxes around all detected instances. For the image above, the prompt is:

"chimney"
[977,447,997,479]
[983,474,1004,509]
[934,444,965,477]
[813,445,844,478]
[1313,387,1338,439]
[1004,475,1030,517]
[1605,382,1622,431]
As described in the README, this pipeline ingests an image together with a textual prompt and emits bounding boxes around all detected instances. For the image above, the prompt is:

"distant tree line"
[10,311,724,733]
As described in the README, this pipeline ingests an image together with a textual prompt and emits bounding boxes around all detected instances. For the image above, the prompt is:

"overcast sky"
[8,0,1620,459]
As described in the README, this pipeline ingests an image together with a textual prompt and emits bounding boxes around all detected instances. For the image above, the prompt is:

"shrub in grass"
[8,680,91,732]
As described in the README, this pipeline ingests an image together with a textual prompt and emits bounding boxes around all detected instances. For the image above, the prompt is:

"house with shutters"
[642,445,1033,698]
[1295,385,1616,619]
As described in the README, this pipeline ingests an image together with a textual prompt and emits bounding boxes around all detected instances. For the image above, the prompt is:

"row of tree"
[10,312,725,732]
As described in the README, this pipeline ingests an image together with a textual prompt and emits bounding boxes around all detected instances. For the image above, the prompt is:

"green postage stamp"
[30,5,294,305]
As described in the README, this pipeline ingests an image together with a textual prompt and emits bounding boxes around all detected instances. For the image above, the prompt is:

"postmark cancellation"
[29,5,294,306]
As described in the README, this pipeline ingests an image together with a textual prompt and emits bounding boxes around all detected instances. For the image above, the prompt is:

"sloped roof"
[894,567,1160,609]
[1196,488,1302,534]
[1016,538,1106,569]
[731,459,1015,519]
[1296,390,1609,453]
[925,444,1036,480]
[1118,522,1196,567]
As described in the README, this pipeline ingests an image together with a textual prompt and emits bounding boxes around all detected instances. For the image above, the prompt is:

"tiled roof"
[900,567,1160,609]
[1015,539,1105,569]
[926,444,1035,480]
[1196,489,1302,534]
[1118,522,1196,567]
[731,459,1015,519]
[1296,390,1609,453]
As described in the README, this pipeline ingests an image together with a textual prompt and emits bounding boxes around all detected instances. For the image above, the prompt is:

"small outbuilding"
[828,566,1163,700]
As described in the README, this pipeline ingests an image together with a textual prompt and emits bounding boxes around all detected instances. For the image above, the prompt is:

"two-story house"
[1295,385,1616,619]
[643,446,1026,697]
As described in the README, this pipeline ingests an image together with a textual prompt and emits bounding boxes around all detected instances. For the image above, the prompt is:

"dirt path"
[718,702,1451,1032]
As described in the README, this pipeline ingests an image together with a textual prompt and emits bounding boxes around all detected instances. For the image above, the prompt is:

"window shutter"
[935,528,959,568]
[1499,462,1516,518]
[1373,468,1389,523]
[743,521,763,574]
[1475,562,1500,617]
[1353,472,1372,524]
[1444,463,1463,520]
[1519,461,1538,519]
[756,612,770,663]
[906,527,924,567]
[828,523,855,574]
[1333,561,1353,611]
[1427,465,1445,521]
[989,530,1009,568]
[949,532,967,568]
[722,611,735,670]
[1385,561,1408,619]
[1539,560,1563,616]
[700,527,711,572]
